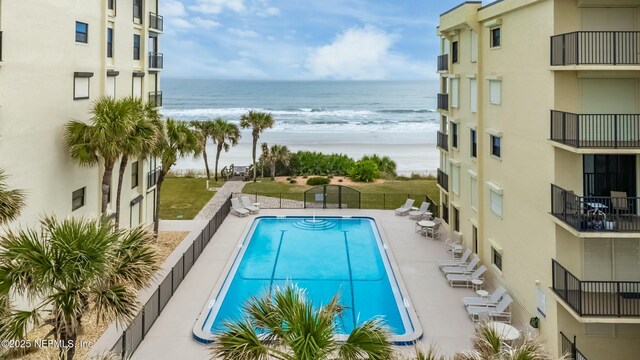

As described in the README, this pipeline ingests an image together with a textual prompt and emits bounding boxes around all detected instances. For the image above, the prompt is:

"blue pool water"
[196,216,418,341]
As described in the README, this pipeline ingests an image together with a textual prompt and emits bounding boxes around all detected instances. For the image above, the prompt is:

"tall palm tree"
[64,97,135,215]
[191,120,215,180]
[152,118,200,235]
[263,144,291,180]
[210,118,241,182]
[240,111,275,182]
[260,142,269,179]
[210,283,393,360]
[114,98,162,227]
[0,216,158,360]
[0,169,25,225]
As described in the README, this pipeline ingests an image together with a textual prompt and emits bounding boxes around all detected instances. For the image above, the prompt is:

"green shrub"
[302,175,308,179]
[289,151,355,176]
[289,179,297,184]
[286,177,292,181]
[327,175,334,179]
[350,160,379,182]
[306,177,330,186]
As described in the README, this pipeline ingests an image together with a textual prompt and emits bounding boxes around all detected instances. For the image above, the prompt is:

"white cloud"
[189,0,245,14]
[163,0,188,17]
[171,18,195,29]
[228,28,259,38]
[193,17,221,29]
[306,26,394,80]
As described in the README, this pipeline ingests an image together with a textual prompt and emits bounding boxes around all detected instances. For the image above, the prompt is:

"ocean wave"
[376,109,436,114]
[161,107,435,118]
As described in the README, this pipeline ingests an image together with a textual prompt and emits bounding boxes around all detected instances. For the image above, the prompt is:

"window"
[73,72,93,100]
[470,78,478,112]
[492,247,503,271]
[489,187,503,217]
[490,27,501,48]
[451,123,458,149]
[451,164,460,194]
[107,28,113,58]
[470,30,478,62]
[133,34,140,60]
[453,207,460,232]
[491,135,501,158]
[452,41,459,63]
[75,22,88,43]
[489,80,502,105]
[470,177,478,210]
[132,74,143,97]
[131,161,139,188]
[451,78,459,108]
[108,0,115,10]
[133,0,142,19]
[472,226,478,254]
[72,187,85,211]
[470,129,477,158]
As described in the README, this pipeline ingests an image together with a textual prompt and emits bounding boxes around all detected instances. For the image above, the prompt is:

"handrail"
[551,31,640,65]
[550,110,640,148]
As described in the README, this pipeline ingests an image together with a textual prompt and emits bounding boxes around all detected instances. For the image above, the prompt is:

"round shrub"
[306,177,330,186]
[289,179,298,184]
[286,177,292,181]
[350,160,379,182]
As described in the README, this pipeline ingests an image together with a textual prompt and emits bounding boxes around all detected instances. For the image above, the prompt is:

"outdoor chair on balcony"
[611,191,629,217]
[439,248,472,269]
[467,294,513,323]
[441,255,479,275]
[395,199,415,216]
[463,286,507,307]
[447,265,487,287]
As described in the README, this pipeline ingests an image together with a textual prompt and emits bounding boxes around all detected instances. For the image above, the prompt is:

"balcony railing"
[437,131,449,151]
[437,93,449,111]
[551,31,640,66]
[149,12,164,32]
[437,169,449,192]
[560,332,588,360]
[437,54,448,72]
[551,110,640,149]
[149,52,163,69]
[0,31,3,62]
[551,184,640,232]
[552,259,640,317]
[149,91,163,108]
[147,167,161,188]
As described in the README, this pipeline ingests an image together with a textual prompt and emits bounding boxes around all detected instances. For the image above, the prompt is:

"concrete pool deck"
[132,209,478,359]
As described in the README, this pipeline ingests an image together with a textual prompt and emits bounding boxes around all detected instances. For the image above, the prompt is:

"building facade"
[437,0,640,358]
[0,0,163,230]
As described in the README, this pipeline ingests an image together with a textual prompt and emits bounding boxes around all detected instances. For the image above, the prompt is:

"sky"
[161,0,471,80]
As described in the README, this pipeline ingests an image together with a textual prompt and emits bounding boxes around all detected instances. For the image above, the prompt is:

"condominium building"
[0,0,163,230]
[437,0,640,358]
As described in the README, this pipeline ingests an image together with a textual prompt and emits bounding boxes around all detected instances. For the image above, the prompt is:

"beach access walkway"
[194,181,246,220]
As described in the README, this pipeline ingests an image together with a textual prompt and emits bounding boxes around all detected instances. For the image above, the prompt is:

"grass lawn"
[159,177,224,220]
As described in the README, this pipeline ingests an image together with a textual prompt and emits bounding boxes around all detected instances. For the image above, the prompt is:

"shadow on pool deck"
[131,210,477,359]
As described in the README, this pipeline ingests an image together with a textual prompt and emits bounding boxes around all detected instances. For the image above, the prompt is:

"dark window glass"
[107,28,113,58]
[76,22,88,43]
[131,161,139,188]
[453,207,460,232]
[452,123,458,148]
[493,248,503,270]
[133,0,142,19]
[491,28,501,47]
[491,135,501,158]
[108,0,115,10]
[472,226,478,254]
[133,34,140,60]
[452,41,459,63]
[471,129,477,158]
[72,187,85,211]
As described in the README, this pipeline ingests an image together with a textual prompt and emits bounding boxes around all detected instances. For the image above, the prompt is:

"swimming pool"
[193,216,422,344]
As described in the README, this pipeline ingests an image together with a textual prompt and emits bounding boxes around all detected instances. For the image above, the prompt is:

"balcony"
[149,12,164,32]
[560,332,588,360]
[149,52,163,69]
[551,184,640,232]
[551,31,640,66]
[437,54,448,72]
[149,91,163,108]
[0,31,3,62]
[147,167,161,188]
[550,110,640,149]
[437,131,449,151]
[437,93,449,111]
[552,259,640,317]
[437,169,449,192]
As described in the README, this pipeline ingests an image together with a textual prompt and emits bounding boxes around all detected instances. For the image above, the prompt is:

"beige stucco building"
[0,0,163,230]
[437,0,640,358]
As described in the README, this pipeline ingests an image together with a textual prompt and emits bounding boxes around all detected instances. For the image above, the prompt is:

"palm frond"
[339,317,393,360]
[210,319,275,360]
[89,282,139,328]
[0,168,26,224]
[0,308,43,341]
[107,226,158,290]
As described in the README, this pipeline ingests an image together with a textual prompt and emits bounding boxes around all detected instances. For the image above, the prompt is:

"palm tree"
[362,154,397,178]
[114,98,162,227]
[262,144,291,180]
[210,283,394,360]
[260,142,269,179]
[0,169,25,225]
[0,216,158,360]
[210,118,241,182]
[191,120,215,180]
[64,97,135,215]
[240,111,275,182]
[152,118,200,235]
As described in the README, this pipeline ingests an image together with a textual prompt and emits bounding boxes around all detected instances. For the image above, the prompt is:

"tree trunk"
[153,169,167,236]
[270,163,276,181]
[214,145,222,182]
[58,327,78,360]
[101,161,115,215]
[203,147,211,180]
[115,154,129,228]
[252,137,257,182]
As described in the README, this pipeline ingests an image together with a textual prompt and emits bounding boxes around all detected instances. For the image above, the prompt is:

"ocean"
[161,79,439,175]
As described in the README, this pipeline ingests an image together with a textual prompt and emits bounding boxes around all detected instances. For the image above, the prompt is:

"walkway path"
[194,181,246,220]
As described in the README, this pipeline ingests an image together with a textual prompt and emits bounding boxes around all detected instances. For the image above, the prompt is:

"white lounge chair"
[231,198,249,217]
[441,256,479,275]
[467,294,513,322]
[395,199,415,216]
[408,202,431,219]
[463,286,508,307]
[445,233,463,256]
[439,249,472,269]
[240,195,259,214]
[447,265,487,287]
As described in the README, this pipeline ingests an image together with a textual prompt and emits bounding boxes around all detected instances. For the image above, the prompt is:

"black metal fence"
[551,31,640,65]
[437,54,448,71]
[303,185,360,209]
[550,110,640,149]
[552,259,640,317]
[149,12,164,31]
[550,184,640,232]
[149,91,163,108]
[437,93,449,111]
[437,169,449,192]
[237,192,439,218]
[149,52,164,69]
[560,332,588,360]
[437,131,449,151]
[110,196,232,357]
